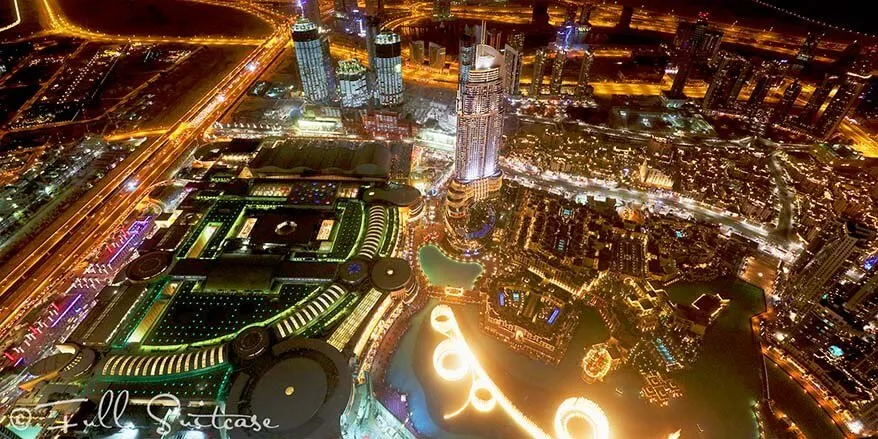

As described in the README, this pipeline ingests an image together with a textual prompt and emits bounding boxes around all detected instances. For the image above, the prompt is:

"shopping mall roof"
[248,139,391,180]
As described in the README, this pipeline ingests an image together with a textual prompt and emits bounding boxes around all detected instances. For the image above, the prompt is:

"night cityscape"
[0,0,876,437]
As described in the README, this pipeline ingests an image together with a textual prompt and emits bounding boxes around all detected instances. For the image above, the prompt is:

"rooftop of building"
[248,139,392,180]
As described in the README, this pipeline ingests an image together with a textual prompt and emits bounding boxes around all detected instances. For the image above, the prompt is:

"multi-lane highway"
[38,0,271,46]
[0,9,289,337]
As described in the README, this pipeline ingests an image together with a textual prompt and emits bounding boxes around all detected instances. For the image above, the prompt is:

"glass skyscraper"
[374,32,403,106]
[292,18,334,103]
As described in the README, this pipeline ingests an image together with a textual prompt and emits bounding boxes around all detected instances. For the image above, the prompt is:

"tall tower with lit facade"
[292,18,334,103]
[787,220,875,314]
[445,39,505,235]
[549,49,568,95]
[814,72,869,139]
[746,63,775,116]
[530,48,547,97]
[374,31,403,106]
[503,33,524,97]
[668,13,713,99]
[702,53,747,111]
[799,74,837,128]
[337,59,368,108]
[453,43,504,183]
[771,80,802,125]
[364,15,380,69]
[576,49,594,99]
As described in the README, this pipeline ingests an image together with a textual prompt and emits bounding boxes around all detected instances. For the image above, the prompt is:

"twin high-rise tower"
[291,17,403,107]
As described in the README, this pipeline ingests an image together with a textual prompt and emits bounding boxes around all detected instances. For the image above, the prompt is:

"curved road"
[0,2,289,338]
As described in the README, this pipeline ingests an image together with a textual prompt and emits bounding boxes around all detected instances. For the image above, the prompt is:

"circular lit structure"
[469,378,497,413]
[428,304,612,439]
[124,251,172,282]
[275,221,297,235]
[232,327,270,361]
[554,397,611,439]
[224,339,351,439]
[370,257,413,292]
[431,304,456,335]
[581,346,613,383]
[433,338,470,382]
[337,257,370,286]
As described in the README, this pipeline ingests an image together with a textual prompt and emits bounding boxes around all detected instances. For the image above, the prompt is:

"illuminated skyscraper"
[799,74,837,127]
[507,32,524,51]
[808,47,877,136]
[292,18,334,102]
[771,80,802,125]
[429,43,446,69]
[746,63,775,116]
[503,33,524,97]
[669,13,712,98]
[814,72,869,139]
[700,29,724,68]
[445,40,505,240]
[453,42,504,182]
[702,53,747,111]
[787,220,875,313]
[503,43,523,96]
[337,59,368,107]
[576,49,594,99]
[530,48,547,97]
[549,49,568,95]
[374,31,403,106]
[410,40,425,65]
[673,16,722,64]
